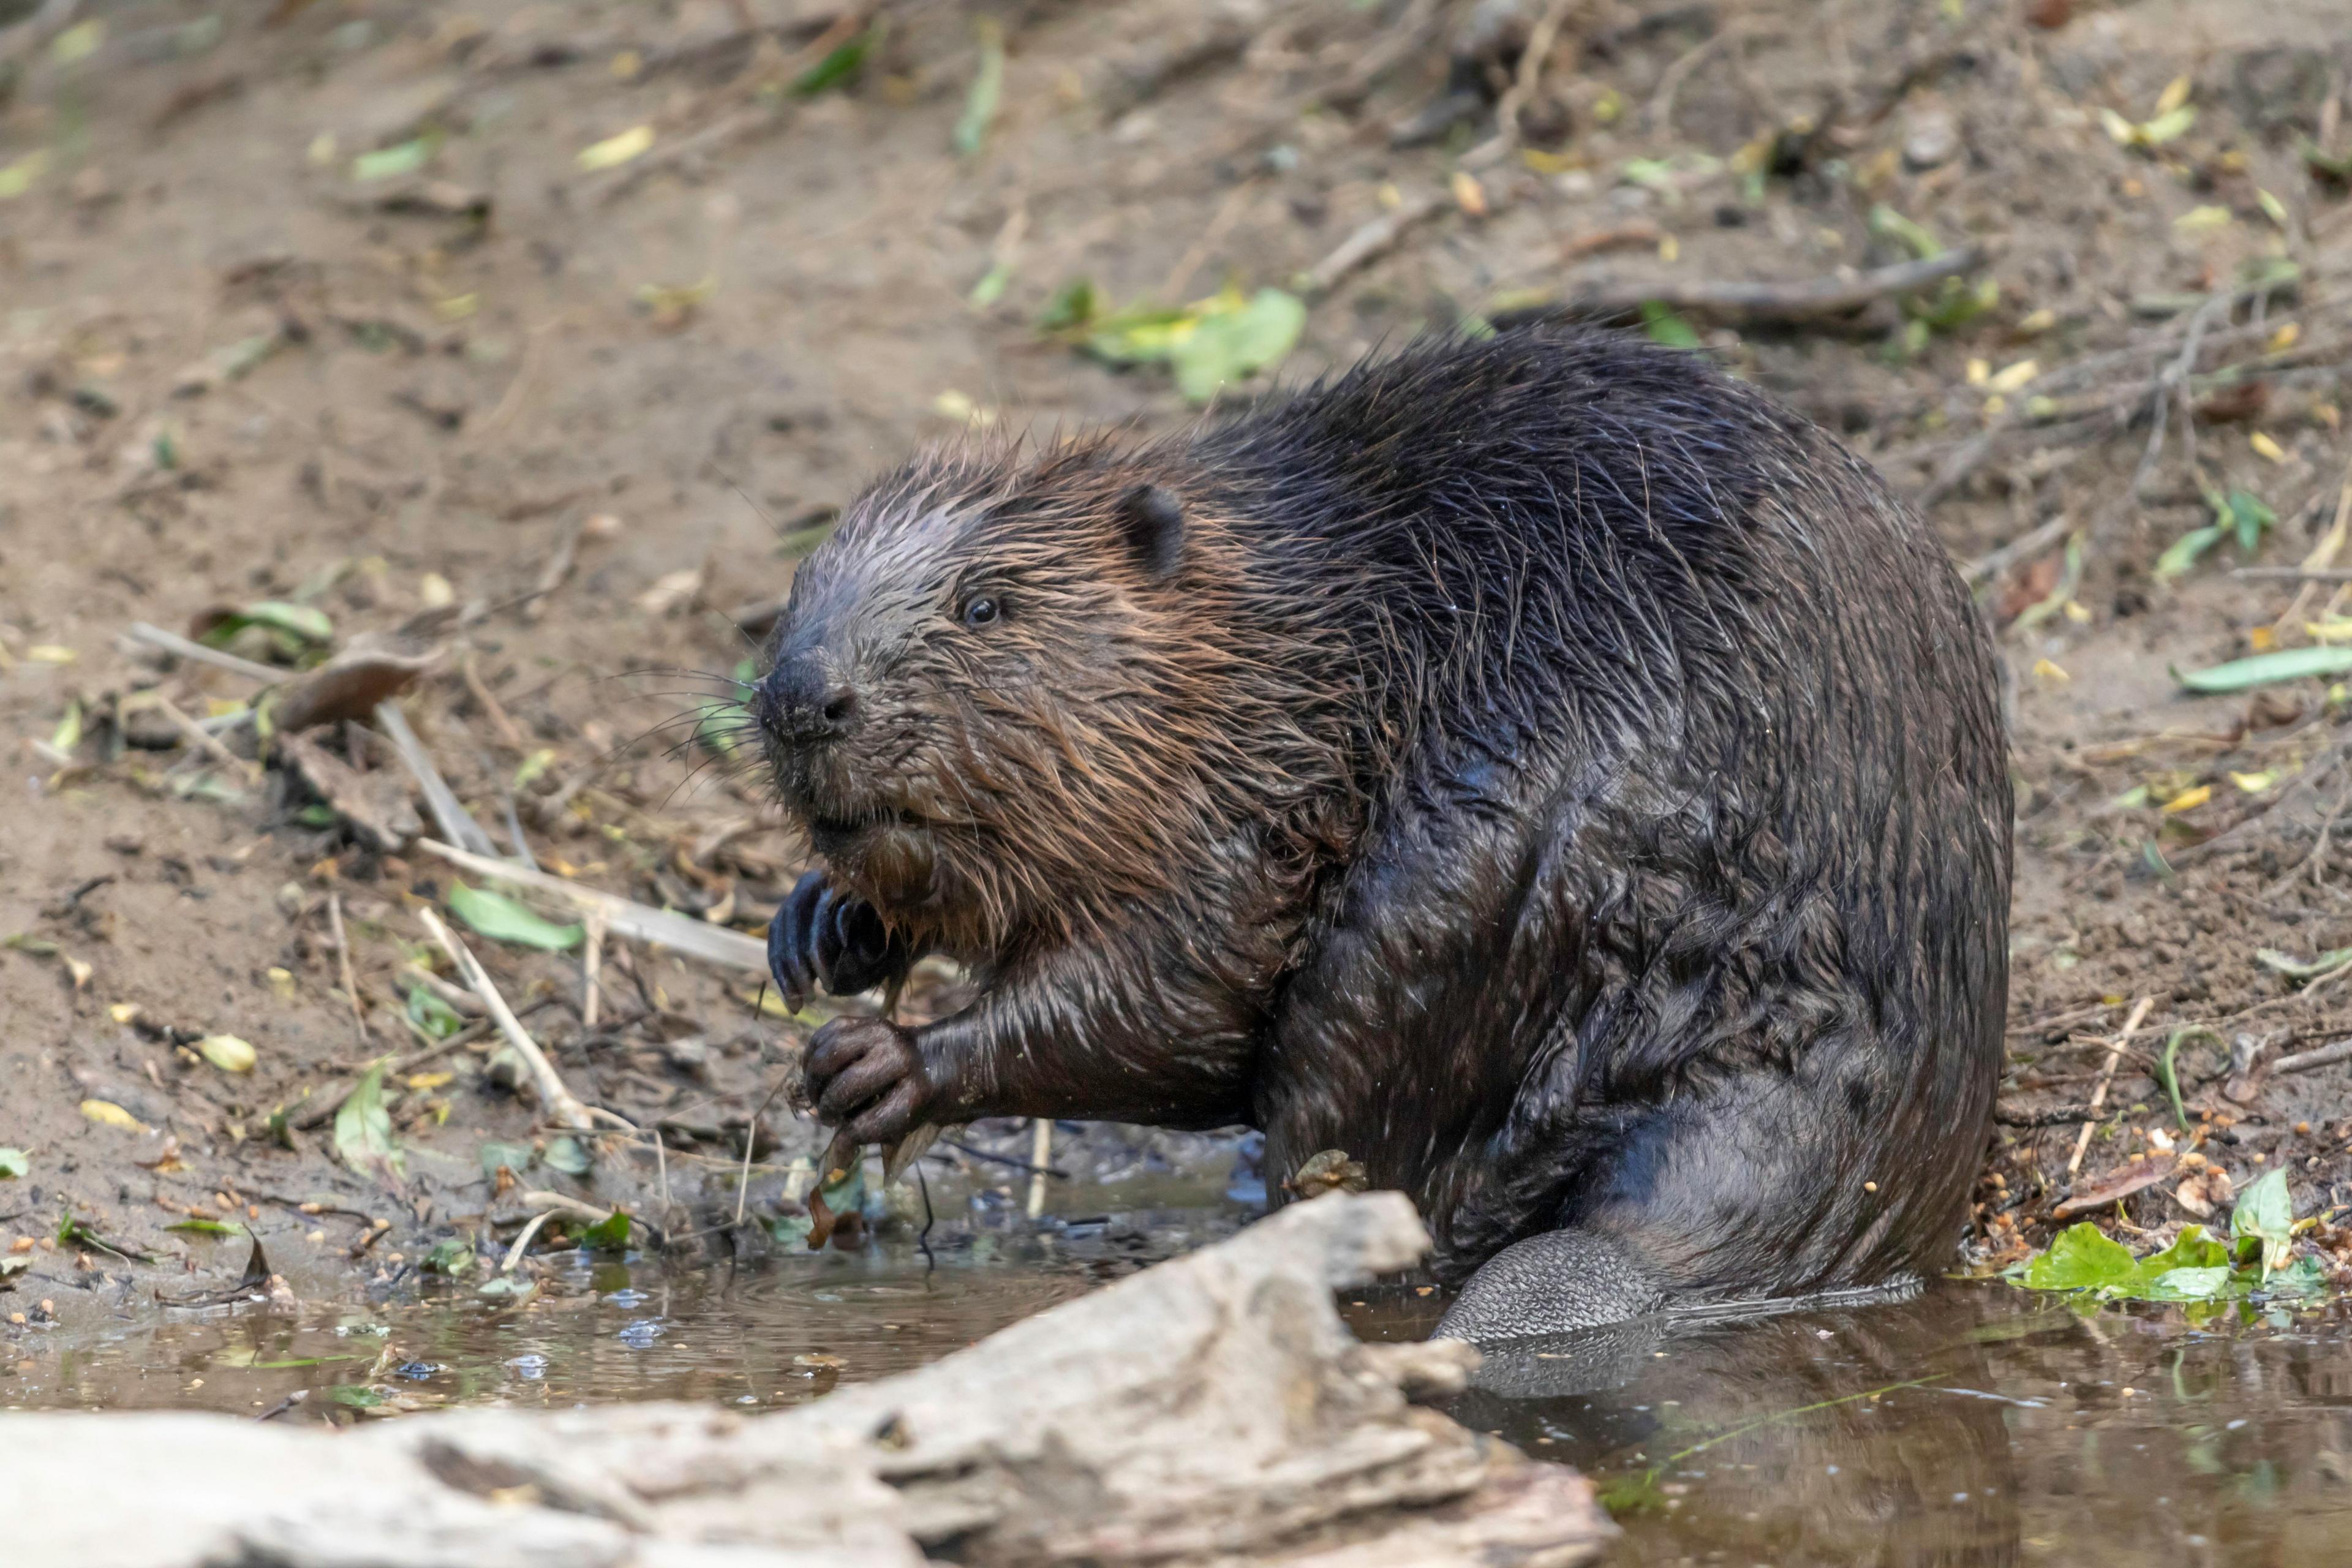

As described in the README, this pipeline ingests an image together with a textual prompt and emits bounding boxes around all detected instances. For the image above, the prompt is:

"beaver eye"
[961,596,1000,628]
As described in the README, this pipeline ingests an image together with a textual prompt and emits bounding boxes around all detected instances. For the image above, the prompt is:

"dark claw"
[767,871,914,1009]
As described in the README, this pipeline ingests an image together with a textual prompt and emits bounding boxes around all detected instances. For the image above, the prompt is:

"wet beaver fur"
[756,328,2010,1340]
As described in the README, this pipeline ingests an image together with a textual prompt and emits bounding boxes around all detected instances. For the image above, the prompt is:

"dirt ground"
[2,0,2351,1329]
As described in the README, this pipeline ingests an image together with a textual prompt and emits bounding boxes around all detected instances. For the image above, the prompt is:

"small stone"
[1902,105,1961,170]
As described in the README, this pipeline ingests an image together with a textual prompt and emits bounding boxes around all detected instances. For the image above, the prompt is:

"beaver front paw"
[802,1016,933,1145]
[769,870,913,1010]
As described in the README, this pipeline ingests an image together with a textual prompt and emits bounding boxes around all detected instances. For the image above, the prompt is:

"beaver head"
[757,441,1336,955]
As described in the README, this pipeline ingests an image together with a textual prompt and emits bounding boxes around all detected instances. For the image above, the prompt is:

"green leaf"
[448,880,583,952]
[0,1148,26,1179]
[951,20,1003,157]
[1170,288,1306,402]
[476,1275,537,1301]
[541,1135,592,1176]
[2231,1167,2296,1277]
[2143,1265,2233,1301]
[2223,489,2277,555]
[352,137,434,182]
[2255,946,2352,981]
[1038,279,1098,333]
[208,601,334,645]
[406,984,466,1041]
[581,1208,631,1251]
[2139,1224,2230,1274]
[967,259,1014,308]
[421,1237,476,1276]
[1868,203,1943,260]
[333,1060,407,1186]
[1638,300,1702,349]
[769,1212,814,1248]
[50,698,82,756]
[2154,523,2226,582]
[792,20,883,98]
[167,1218,241,1235]
[2175,646,2352,693]
[325,1384,386,1408]
[2266,1255,2331,1297]
[2018,1222,2139,1290]
[480,1140,535,1182]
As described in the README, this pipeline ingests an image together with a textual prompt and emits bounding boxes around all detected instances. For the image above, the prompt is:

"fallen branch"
[417,837,769,972]
[4,1193,1611,1567]
[1566,243,1992,324]
[418,906,603,1133]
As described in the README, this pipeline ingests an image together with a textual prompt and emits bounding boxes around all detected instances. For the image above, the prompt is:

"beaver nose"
[764,654,861,747]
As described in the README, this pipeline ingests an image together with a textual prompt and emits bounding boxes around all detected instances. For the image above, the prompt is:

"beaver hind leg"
[1432,1228,1666,1343]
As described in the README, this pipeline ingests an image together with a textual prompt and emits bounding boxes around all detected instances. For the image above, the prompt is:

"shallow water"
[11,1199,2352,1566]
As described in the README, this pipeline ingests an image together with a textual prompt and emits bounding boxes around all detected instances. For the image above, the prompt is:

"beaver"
[756,327,2010,1341]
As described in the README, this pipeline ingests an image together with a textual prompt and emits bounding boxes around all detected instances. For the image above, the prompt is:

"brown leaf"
[269,644,440,734]
[277,731,423,852]
[2052,1156,2177,1218]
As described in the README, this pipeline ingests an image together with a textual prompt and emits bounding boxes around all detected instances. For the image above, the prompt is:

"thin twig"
[127,622,281,683]
[326,892,369,1050]
[2069,996,2153,1178]
[1026,1117,1052,1220]
[1566,244,1993,324]
[415,838,769,971]
[1961,513,2074,586]
[418,906,601,1132]
[145,693,261,783]
[582,910,606,1031]
[2275,1037,2352,1076]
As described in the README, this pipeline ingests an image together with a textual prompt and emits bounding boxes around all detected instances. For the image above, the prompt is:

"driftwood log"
[2,1193,1610,1568]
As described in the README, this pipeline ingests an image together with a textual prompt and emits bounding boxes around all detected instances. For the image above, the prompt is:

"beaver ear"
[1115,484,1186,582]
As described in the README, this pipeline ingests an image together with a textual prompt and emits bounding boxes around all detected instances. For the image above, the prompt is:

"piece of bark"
[0,1194,1611,1568]
[277,730,422,852]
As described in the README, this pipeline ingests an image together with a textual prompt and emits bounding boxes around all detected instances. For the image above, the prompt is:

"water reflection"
[1373,1285,2352,1568]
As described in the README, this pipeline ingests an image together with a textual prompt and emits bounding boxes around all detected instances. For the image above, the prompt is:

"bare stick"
[1566,244,1993,325]
[127,622,281,683]
[461,654,528,750]
[1961,513,2074,586]
[500,1210,559,1273]
[375,703,501,858]
[654,1126,671,1223]
[582,910,606,1031]
[145,693,261,783]
[2068,996,2153,1178]
[326,892,369,1049]
[1026,1117,1052,1220]
[418,906,598,1132]
[1302,190,1448,296]
[2275,1037,2352,1076]
[415,838,769,971]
